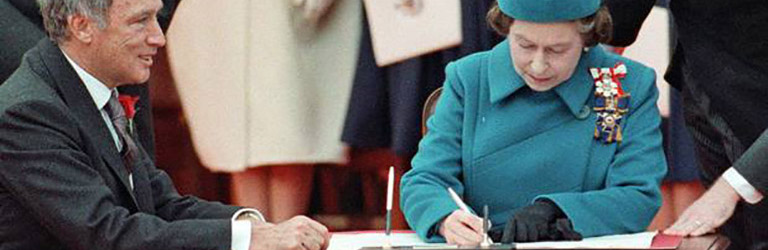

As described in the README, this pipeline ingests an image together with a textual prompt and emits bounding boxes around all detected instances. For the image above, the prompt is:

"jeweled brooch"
[590,62,630,144]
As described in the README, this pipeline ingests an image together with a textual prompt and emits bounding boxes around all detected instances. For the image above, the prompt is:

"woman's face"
[508,20,585,92]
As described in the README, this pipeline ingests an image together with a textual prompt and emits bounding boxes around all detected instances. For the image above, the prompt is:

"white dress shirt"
[723,167,764,204]
[62,50,261,250]
[62,52,133,189]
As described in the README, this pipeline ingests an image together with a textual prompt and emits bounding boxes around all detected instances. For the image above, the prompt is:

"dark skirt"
[663,89,701,182]
[341,0,503,156]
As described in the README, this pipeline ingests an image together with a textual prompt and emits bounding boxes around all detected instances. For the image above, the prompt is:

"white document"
[515,231,657,249]
[328,232,451,250]
[363,0,462,66]
[328,231,657,250]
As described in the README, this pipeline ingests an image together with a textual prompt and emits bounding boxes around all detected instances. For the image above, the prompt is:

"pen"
[386,166,395,236]
[446,187,494,245]
[383,166,395,248]
[446,187,471,213]
[481,205,490,247]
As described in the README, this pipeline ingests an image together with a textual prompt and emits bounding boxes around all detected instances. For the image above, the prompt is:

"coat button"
[576,105,591,120]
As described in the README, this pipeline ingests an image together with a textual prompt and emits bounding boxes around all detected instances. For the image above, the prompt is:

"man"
[0,0,330,249]
[607,0,768,249]
[1,0,178,158]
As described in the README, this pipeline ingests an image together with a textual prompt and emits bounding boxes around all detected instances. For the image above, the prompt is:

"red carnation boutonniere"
[118,95,140,136]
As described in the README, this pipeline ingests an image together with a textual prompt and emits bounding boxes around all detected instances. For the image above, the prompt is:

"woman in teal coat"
[400,0,667,245]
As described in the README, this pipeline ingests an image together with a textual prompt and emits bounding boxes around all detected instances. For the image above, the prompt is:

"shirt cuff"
[231,209,266,250]
[723,167,764,204]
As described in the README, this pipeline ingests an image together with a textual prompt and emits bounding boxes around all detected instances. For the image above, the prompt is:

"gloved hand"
[490,218,581,242]
[292,0,336,25]
[500,200,581,242]
[550,218,582,241]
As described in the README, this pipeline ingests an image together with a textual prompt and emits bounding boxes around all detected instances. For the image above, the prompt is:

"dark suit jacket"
[606,1,768,248]
[0,39,240,249]
[606,0,768,193]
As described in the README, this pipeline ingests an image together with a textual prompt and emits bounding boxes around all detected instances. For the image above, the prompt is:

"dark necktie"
[105,92,139,173]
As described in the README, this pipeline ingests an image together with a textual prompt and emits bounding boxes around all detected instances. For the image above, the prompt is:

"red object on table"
[650,234,683,249]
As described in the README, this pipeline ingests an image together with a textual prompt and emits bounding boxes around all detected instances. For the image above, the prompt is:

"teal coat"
[400,40,667,242]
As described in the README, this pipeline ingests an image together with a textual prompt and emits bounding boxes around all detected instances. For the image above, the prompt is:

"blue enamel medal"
[591,63,630,144]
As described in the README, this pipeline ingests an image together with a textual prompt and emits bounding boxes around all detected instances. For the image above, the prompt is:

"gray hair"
[37,0,113,44]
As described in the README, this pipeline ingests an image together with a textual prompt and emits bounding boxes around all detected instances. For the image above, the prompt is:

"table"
[677,234,730,250]
[332,231,729,250]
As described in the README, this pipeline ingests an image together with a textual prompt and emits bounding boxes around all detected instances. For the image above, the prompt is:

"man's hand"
[439,210,484,246]
[665,177,740,236]
[249,216,330,250]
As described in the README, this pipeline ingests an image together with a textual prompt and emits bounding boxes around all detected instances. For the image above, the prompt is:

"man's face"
[89,0,165,86]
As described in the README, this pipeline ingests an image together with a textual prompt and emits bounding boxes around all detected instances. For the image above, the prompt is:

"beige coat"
[166,0,361,171]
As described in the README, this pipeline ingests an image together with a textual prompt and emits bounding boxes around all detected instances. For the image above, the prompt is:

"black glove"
[489,228,504,243]
[550,218,583,241]
[501,200,581,243]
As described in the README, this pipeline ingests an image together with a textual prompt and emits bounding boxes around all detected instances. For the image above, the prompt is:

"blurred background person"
[165,0,361,222]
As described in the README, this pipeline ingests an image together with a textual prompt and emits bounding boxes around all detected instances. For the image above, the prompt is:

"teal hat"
[498,0,601,22]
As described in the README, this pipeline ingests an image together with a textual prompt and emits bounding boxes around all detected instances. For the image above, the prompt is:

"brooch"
[590,62,630,144]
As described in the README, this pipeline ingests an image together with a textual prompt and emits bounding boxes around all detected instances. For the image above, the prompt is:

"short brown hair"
[486,2,613,47]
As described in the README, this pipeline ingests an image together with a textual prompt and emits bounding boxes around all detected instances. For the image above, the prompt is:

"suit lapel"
[130,153,156,213]
[34,40,140,209]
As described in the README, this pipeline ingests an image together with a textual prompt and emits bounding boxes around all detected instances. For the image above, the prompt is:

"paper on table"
[328,232,451,250]
[515,231,657,249]
[329,231,657,250]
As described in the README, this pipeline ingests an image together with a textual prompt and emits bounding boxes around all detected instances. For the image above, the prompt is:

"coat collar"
[61,51,114,112]
[33,39,140,208]
[488,40,526,103]
[487,39,606,117]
